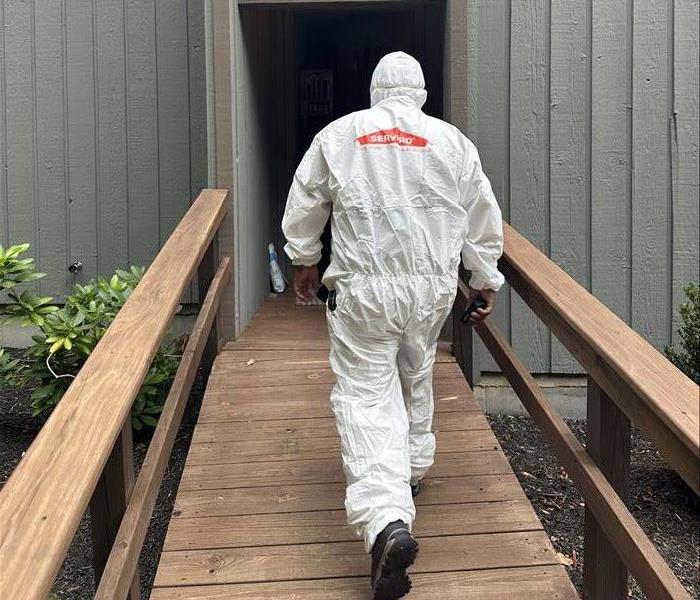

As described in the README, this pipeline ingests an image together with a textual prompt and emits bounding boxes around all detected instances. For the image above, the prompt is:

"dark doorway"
[295,6,445,159]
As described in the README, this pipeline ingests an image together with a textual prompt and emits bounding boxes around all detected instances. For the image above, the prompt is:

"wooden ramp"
[153,294,578,599]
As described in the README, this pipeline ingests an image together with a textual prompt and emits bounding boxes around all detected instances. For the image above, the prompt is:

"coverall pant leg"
[327,306,415,553]
[397,304,451,484]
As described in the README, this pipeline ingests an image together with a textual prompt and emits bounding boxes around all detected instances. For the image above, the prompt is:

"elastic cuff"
[365,510,414,553]
[468,270,505,292]
[283,243,321,266]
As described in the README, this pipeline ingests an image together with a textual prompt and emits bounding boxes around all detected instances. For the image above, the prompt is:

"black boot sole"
[372,532,419,600]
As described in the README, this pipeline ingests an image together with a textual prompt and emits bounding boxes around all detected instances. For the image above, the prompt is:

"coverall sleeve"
[459,148,506,291]
[282,135,332,266]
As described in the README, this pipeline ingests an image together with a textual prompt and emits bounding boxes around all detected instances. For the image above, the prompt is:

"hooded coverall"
[282,51,505,552]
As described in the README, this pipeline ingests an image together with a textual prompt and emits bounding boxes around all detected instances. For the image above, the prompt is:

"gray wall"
[0,0,207,301]
[466,0,699,374]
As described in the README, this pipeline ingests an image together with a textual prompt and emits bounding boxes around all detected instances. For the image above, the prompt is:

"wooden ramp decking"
[152,294,579,599]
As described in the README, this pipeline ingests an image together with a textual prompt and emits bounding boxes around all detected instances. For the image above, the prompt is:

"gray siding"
[0,0,207,299]
[467,0,699,373]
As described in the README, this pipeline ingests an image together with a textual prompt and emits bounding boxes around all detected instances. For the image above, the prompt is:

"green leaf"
[141,414,159,427]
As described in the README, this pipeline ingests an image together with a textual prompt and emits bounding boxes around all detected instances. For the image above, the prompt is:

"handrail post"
[197,231,221,377]
[584,377,631,599]
[89,422,140,600]
[452,267,476,387]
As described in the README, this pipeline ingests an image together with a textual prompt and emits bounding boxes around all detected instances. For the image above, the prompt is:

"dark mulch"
[488,413,700,599]
[0,358,205,600]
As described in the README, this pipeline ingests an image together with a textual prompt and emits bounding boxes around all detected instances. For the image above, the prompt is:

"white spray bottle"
[268,243,286,293]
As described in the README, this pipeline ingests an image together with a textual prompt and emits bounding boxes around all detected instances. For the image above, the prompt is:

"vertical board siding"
[156,1,191,249]
[0,0,206,301]
[95,0,128,274]
[125,0,159,269]
[35,3,68,297]
[671,0,700,346]
[0,1,5,246]
[631,0,672,350]
[509,0,551,372]
[4,1,37,270]
[65,0,98,286]
[591,0,632,323]
[467,0,698,373]
[549,0,590,372]
[466,0,511,374]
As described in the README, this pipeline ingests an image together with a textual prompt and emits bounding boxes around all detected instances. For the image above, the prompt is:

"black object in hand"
[461,297,488,324]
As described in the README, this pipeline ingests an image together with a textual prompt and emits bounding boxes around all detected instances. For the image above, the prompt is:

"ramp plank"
[153,293,577,598]
[164,499,541,550]
[152,566,577,599]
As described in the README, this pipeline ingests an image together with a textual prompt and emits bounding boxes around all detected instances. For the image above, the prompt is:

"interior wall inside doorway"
[231,1,445,333]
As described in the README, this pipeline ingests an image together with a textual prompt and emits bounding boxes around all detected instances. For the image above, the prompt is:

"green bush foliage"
[0,243,180,430]
[665,282,699,384]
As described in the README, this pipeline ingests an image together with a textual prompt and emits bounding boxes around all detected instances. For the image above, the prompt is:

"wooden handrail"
[453,222,699,599]
[0,189,229,600]
[468,301,691,600]
[94,257,231,600]
[501,224,699,494]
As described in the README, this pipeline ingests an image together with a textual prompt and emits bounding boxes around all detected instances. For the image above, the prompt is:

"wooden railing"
[0,189,231,600]
[453,223,699,600]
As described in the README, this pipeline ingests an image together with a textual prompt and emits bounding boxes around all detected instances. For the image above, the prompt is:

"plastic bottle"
[268,243,286,293]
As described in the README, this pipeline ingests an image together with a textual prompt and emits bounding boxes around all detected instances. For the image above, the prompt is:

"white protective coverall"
[282,51,504,552]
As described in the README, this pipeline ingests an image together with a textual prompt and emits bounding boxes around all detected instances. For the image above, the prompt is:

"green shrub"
[665,282,699,384]
[0,244,180,430]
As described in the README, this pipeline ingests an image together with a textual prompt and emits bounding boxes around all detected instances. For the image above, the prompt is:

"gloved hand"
[467,287,496,324]
[294,265,320,301]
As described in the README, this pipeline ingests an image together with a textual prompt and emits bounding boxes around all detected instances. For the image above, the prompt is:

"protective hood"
[370,51,427,109]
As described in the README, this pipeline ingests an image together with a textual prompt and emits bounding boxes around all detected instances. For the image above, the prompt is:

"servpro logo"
[356,127,429,148]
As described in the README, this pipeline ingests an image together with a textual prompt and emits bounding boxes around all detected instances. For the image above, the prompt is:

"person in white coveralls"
[282,51,504,600]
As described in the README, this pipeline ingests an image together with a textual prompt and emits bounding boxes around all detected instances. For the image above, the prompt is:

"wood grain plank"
[220,340,456,364]
[151,566,578,600]
[191,411,491,444]
[163,500,542,551]
[172,474,528,519]
[179,451,513,491]
[187,429,500,465]
[211,362,465,387]
[198,381,478,422]
[154,531,561,587]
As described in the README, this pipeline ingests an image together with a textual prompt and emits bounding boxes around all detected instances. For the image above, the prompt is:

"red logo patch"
[356,127,429,148]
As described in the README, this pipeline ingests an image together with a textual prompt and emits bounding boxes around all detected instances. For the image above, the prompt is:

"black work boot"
[370,520,419,600]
